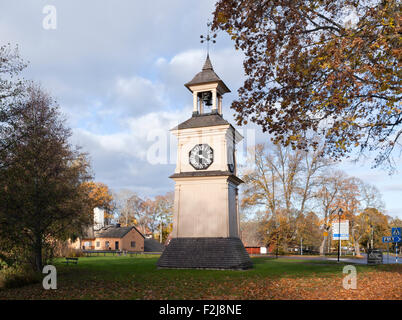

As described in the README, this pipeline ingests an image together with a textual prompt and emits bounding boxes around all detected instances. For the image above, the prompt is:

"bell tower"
[157,54,252,270]
[186,54,230,116]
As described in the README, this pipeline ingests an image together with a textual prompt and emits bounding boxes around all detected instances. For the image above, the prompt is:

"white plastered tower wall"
[170,124,243,238]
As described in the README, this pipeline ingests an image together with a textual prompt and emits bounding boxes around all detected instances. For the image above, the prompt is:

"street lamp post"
[370,224,374,249]
[276,231,279,259]
[337,208,343,263]
[275,221,279,259]
[300,237,303,256]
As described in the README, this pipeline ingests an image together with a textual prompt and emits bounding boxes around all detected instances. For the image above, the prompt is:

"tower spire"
[202,54,213,70]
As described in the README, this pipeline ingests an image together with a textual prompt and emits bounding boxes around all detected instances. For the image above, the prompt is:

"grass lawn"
[0,255,400,300]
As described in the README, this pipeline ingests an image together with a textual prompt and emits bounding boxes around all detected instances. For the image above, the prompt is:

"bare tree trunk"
[35,237,43,272]
[354,241,361,257]
[320,223,331,256]
[351,229,361,257]
[320,236,327,255]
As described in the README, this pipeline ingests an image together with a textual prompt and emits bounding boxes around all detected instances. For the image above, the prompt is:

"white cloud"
[113,75,166,116]
[382,184,402,192]
[70,107,190,196]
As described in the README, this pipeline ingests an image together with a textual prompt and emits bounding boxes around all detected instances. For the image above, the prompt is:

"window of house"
[131,241,136,248]
[105,241,109,248]
[96,241,100,248]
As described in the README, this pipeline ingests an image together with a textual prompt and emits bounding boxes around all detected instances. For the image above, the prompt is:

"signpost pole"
[332,209,346,263]
[391,228,401,263]
[338,209,342,262]
[337,213,341,263]
[387,242,389,264]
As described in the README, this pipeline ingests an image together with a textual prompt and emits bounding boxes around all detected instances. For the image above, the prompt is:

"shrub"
[0,265,41,290]
[64,248,85,258]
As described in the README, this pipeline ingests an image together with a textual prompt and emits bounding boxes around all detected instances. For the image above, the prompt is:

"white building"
[93,207,105,231]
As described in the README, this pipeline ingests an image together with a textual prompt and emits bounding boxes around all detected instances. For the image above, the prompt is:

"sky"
[0,0,401,219]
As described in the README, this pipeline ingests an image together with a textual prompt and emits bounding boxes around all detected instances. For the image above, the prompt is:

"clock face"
[189,144,213,170]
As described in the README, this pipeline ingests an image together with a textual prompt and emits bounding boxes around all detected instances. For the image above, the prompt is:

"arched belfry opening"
[185,54,230,116]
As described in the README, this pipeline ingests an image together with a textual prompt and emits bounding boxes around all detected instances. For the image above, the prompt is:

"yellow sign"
[323,232,328,237]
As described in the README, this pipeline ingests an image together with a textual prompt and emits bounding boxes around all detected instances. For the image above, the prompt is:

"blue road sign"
[382,236,401,243]
[392,227,401,237]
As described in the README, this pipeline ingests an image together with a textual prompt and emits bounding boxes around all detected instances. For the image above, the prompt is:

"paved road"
[266,254,402,265]
[358,253,402,264]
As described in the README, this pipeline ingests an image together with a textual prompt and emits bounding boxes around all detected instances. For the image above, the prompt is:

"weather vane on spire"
[200,21,217,55]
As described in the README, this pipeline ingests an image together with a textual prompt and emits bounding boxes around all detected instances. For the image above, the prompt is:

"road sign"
[392,227,401,237]
[332,220,349,240]
[367,249,383,264]
[382,236,401,243]
[393,228,401,264]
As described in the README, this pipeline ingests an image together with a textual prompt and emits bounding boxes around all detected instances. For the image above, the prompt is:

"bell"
[202,91,212,106]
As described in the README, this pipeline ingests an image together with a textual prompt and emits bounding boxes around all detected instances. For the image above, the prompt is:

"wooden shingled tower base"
[157,237,253,270]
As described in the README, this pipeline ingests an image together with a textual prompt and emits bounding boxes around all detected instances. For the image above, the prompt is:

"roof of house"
[94,225,145,239]
[184,54,230,93]
[172,113,231,130]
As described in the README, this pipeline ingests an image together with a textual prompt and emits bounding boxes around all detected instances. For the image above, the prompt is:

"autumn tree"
[113,190,146,229]
[113,190,173,242]
[389,217,402,228]
[0,85,93,272]
[316,174,385,255]
[355,207,389,250]
[240,219,265,248]
[84,181,114,222]
[242,143,331,252]
[331,176,362,255]
[259,210,292,254]
[242,143,387,255]
[295,211,322,251]
[358,179,385,210]
[153,192,174,243]
[315,170,346,255]
[142,192,174,241]
[213,0,401,167]
[242,143,330,215]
